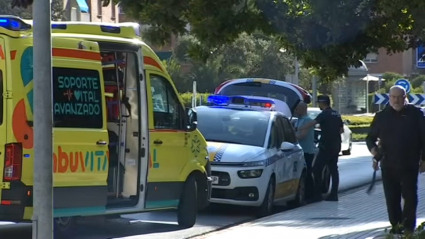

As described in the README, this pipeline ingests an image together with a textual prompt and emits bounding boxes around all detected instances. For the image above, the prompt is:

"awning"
[76,0,89,13]
[156,51,172,61]
[360,75,386,82]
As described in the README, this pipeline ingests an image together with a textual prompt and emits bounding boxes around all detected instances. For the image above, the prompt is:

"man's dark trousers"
[313,144,341,199]
[381,166,419,233]
[304,153,315,199]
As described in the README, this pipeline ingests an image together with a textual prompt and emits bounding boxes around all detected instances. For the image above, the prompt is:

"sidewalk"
[193,175,425,239]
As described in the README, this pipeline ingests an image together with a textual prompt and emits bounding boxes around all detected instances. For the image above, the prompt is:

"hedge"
[179,92,212,107]
[342,115,373,126]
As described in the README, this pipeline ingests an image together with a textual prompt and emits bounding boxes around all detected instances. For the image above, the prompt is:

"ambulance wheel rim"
[55,217,72,230]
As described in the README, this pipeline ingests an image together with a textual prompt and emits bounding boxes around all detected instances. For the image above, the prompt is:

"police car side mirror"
[280,142,295,152]
[185,107,197,131]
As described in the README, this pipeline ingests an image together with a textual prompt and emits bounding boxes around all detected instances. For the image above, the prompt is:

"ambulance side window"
[0,70,3,125]
[52,67,103,128]
[150,74,183,129]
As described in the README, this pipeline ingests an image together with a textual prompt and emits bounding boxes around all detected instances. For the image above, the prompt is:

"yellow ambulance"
[0,15,211,232]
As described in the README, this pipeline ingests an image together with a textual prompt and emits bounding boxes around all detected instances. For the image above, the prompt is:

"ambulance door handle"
[96,140,108,146]
[154,140,163,145]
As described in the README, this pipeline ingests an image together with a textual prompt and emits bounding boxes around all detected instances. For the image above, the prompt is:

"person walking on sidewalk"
[297,95,343,202]
[366,85,425,235]
[294,101,316,199]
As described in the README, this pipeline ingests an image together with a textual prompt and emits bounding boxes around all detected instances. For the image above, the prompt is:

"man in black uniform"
[297,95,344,201]
[366,85,425,235]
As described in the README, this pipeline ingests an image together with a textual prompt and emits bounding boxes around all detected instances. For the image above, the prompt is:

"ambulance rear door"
[0,38,8,199]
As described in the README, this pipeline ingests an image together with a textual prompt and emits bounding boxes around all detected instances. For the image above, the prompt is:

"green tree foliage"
[115,0,425,82]
[0,0,31,18]
[166,33,300,93]
[5,0,65,20]
[411,75,425,88]
[375,72,425,94]
[51,0,66,21]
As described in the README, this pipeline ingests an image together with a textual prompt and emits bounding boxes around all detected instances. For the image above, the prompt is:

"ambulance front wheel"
[177,175,197,228]
[54,216,77,238]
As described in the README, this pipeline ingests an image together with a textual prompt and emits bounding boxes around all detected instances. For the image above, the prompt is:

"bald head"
[389,85,406,111]
[389,85,406,96]
[295,101,308,116]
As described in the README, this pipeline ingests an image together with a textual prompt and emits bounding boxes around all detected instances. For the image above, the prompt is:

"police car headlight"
[237,169,263,178]
[242,160,265,167]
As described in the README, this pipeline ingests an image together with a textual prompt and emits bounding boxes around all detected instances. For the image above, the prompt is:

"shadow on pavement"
[317,226,390,239]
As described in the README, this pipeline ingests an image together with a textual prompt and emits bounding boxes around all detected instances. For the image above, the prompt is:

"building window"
[118,4,124,14]
[111,3,116,20]
[97,0,102,18]
[363,53,378,63]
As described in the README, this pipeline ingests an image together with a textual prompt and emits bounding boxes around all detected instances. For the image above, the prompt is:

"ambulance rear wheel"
[177,175,197,228]
[54,216,76,238]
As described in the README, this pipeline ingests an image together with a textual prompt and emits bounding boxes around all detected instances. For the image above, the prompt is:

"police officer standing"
[297,95,344,201]
[366,85,425,235]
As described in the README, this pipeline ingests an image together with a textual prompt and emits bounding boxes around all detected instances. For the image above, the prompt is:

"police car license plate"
[211,176,219,185]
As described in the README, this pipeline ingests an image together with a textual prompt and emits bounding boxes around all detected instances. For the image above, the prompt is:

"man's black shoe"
[389,227,403,235]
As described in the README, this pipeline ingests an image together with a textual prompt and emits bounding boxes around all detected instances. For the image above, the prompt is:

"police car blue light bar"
[207,95,231,105]
[207,95,275,108]
[0,16,31,31]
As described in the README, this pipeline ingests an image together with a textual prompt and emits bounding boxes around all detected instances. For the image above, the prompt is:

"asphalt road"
[0,142,375,239]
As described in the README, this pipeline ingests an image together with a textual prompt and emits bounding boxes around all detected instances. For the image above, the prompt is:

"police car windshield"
[196,107,271,147]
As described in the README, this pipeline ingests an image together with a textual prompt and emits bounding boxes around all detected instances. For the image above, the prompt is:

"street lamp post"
[359,60,370,114]
[279,48,299,84]
[32,0,54,238]
[294,57,299,85]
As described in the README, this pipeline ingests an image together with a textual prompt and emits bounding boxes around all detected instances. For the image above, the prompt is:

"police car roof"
[246,96,292,117]
[195,105,285,118]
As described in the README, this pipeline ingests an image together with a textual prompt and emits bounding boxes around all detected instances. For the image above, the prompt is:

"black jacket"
[366,104,425,169]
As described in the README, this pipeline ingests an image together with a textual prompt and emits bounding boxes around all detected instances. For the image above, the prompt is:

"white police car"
[195,95,307,217]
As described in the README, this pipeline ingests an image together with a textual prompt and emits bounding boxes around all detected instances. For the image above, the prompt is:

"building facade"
[62,0,119,23]
[332,47,423,114]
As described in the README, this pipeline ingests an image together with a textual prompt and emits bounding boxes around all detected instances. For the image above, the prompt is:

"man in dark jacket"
[366,85,425,235]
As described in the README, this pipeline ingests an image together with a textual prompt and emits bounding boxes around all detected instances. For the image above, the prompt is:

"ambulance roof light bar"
[51,22,122,34]
[207,95,275,109]
[0,16,31,31]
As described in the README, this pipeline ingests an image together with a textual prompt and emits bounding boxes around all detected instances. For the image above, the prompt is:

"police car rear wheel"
[177,175,197,228]
[256,177,275,218]
[342,136,352,155]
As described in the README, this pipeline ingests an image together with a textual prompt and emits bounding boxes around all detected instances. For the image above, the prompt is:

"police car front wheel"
[255,176,275,218]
